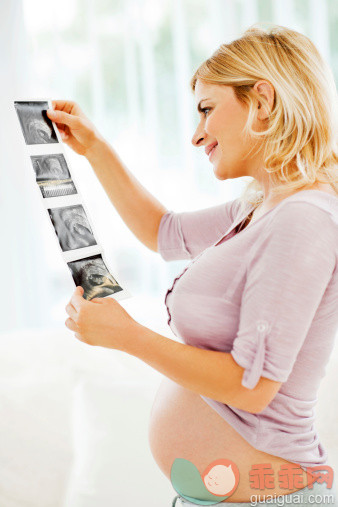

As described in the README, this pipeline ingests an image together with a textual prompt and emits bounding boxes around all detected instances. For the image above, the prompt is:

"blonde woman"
[49,23,338,506]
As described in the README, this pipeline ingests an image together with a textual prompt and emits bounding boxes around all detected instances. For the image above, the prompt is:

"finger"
[58,129,69,140]
[70,286,86,312]
[51,100,82,116]
[51,100,75,112]
[46,108,80,129]
[53,125,84,152]
[55,123,70,135]
[75,286,84,297]
[65,302,77,320]
[65,317,78,332]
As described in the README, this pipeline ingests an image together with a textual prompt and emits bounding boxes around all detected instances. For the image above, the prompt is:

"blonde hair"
[190,22,338,210]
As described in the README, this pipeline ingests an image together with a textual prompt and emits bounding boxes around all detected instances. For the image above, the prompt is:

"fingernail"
[47,109,56,118]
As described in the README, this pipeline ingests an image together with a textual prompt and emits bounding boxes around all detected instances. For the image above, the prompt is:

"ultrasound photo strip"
[67,254,124,301]
[31,154,78,198]
[14,101,59,145]
[48,204,97,252]
[14,98,131,302]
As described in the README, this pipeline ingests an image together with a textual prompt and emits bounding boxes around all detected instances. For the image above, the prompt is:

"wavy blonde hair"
[190,22,338,210]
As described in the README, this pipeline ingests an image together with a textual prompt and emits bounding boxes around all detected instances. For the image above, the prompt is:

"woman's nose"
[191,126,205,147]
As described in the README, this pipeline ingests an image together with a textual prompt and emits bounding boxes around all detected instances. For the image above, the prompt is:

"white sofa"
[0,295,176,507]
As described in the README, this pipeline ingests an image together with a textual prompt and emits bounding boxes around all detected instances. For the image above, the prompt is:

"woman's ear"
[254,80,275,120]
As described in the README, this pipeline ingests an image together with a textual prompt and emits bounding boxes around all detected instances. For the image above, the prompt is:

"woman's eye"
[201,108,211,117]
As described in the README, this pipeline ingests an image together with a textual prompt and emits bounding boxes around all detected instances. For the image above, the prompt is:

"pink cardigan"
[157,189,338,470]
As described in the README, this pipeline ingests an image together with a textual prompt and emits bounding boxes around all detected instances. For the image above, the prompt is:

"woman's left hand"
[65,286,140,351]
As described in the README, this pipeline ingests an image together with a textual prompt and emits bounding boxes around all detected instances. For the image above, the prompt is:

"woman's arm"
[126,324,281,415]
[85,139,168,252]
[66,287,281,415]
[47,102,168,252]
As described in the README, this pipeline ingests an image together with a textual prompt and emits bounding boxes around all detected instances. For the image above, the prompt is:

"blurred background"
[0,0,337,506]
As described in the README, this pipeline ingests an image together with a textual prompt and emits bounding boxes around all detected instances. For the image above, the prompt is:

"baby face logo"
[203,459,239,497]
[171,457,240,505]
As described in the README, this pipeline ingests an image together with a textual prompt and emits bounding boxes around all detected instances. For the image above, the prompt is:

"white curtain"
[0,0,53,332]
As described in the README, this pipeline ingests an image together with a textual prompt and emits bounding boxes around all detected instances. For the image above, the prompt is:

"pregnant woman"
[49,24,338,506]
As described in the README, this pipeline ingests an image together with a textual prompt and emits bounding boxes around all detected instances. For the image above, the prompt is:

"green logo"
[171,458,240,505]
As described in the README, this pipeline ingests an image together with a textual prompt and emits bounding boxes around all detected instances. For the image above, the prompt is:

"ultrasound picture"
[67,254,123,300]
[48,205,97,252]
[14,101,58,145]
[30,154,77,198]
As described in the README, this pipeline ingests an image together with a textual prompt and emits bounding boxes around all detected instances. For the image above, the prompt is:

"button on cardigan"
[157,189,338,469]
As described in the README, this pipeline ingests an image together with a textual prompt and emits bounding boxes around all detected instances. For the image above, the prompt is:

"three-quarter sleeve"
[157,198,241,261]
[230,202,337,390]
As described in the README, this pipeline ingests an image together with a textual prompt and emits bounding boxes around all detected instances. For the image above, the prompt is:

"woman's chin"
[212,164,227,180]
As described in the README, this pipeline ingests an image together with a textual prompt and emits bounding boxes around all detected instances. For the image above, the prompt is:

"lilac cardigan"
[157,189,338,470]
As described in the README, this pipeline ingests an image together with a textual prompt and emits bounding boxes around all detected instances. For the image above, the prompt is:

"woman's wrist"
[85,135,109,164]
[121,321,149,355]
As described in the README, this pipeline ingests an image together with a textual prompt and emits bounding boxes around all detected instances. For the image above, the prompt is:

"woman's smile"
[209,143,218,161]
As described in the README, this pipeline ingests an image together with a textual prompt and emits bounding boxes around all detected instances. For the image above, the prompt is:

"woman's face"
[191,79,269,182]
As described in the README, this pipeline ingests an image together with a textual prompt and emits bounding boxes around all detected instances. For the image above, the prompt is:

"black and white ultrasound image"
[48,205,97,252]
[14,101,58,145]
[67,254,123,300]
[30,154,77,198]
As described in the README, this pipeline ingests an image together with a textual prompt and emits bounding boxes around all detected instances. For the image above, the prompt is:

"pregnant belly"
[148,378,310,503]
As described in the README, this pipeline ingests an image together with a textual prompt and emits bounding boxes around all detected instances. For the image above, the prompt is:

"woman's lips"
[209,143,218,160]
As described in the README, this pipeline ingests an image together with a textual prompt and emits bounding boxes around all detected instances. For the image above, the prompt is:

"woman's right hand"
[46,101,104,157]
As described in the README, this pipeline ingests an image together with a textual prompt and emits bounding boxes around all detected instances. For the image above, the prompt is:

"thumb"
[46,108,80,128]
[71,286,86,312]
[76,286,84,295]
